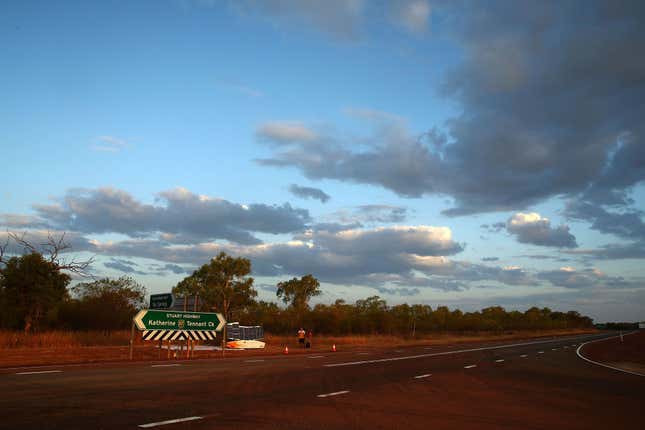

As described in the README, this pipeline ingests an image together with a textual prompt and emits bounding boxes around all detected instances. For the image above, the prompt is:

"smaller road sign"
[150,294,174,309]
[134,309,226,332]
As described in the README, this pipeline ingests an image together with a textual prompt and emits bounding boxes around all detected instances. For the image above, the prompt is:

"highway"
[1,332,643,429]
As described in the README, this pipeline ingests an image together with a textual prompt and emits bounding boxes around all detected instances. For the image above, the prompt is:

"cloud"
[234,0,365,40]
[90,136,128,152]
[390,0,430,34]
[565,199,645,241]
[29,187,310,245]
[482,257,499,262]
[256,122,319,144]
[506,212,577,248]
[288,184,330,203]
[563,242,645,260]
[537,266,631,289]
[218,80,264,97]
[256,2,645,215]
[104,258,148,275]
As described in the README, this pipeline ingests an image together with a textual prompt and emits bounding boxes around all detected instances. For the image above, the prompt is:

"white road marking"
[424,347,433,350]
[15,370,62,375]
[495,359,505,363]
[138,416,203,428]
[576,331,645,377]
[520,354,528,358]
[563,346,568,349]
[414,374,432,379]
[307,355,325,359]
[395,350,404,353]
[464,365,477,369]
[552,348,559,351]
[317,390,350,398]
[244,360,265,363]
[150,364,181,368]
[324,334,607,368]
[538,351,545,354]
[356,352,370,355]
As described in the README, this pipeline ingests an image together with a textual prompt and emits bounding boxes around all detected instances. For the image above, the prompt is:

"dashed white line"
[324,334,606,368]
[15,370,62,375]
[495,359,505,363]
[138,416,203,428]
[307,355,325,359]
[356,352,370,355]
[317,390,350,398]
[552,348,559,351]
[150,364,181,368]
[537,351,545,354]
[244,359,265,363]
[520,354,528,358]
[414,374,432,379]
[464,364,477,369]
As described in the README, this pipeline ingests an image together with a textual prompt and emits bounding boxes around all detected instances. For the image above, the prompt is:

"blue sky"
[2,1,645,322]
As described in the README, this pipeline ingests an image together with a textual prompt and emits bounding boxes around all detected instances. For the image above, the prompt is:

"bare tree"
[0,231,94,277]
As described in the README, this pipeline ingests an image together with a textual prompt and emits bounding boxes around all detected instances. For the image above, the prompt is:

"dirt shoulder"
[581,330,645,373]
[0,329,596,369]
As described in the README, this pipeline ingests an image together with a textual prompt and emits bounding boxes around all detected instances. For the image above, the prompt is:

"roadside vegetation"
[1,233,593,351]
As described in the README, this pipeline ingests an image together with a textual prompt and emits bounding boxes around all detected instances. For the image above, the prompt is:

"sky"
[2,0,645,322]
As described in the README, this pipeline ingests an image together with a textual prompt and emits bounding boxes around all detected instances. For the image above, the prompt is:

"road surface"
[1,332,643,429]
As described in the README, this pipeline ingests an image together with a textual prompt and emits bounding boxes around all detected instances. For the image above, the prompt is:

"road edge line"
[576,331,644,377]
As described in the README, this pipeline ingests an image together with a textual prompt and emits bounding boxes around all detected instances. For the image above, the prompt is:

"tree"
[173,252,257,321]
[0,253,71,331]
[0,232,94,332]
[61,277,146,331]
[276,274,321,310]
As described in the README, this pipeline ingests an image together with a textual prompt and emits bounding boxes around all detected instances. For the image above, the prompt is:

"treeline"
[0,239,593,334]
[237,298,594,335]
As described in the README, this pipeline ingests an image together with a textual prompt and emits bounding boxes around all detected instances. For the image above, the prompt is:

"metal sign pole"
[129,320,135,360]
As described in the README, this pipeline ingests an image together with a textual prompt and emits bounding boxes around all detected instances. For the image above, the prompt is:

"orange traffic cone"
[284,346,289,354]
[332,344,337,352]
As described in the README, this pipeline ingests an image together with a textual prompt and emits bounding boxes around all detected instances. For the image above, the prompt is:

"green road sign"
[150,293,174,309]
[134,309,226,332]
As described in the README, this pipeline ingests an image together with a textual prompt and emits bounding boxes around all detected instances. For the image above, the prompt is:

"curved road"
[1,332,643,429]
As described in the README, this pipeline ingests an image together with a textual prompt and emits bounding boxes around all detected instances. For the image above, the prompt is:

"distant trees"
[173,252,257,321]
[60,277,146,331]
[276,274,321,324]
[238,296,594,335]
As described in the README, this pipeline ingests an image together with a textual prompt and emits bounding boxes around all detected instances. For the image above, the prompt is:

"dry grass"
[265,328,596,349]
[0,330,136,349]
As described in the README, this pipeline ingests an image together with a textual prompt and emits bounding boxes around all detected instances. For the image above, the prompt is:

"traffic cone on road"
[284,346,289,354]
[332,344,336,352]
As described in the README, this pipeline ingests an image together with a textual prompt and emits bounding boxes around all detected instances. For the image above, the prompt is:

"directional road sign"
[134,309,226,332]
[150,293,174,309]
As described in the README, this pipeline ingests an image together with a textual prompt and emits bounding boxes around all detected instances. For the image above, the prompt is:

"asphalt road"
[1,332,643,430]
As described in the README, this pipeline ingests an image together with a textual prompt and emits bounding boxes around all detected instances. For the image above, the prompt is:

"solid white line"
[15,370,62,375]
[576,331,644,377]
[138,416,203,428]
[150,364,181,368]
[464,365,477,369]
[324,333,607,368]
[520,354,528,358]
[495,359,505,363]
[317,390,349,398]
[414,374,432,379]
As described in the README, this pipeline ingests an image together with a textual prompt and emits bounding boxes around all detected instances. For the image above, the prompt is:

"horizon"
[2,1,644,323]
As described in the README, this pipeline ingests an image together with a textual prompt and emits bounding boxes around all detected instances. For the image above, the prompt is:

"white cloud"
[90,135,128,152]
[392,0,430,34]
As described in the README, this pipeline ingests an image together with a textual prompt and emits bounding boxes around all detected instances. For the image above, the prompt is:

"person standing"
[297,328,306,348]
[306,329,313,349]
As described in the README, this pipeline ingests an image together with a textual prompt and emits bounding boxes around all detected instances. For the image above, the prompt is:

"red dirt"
[581,330,645,371]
